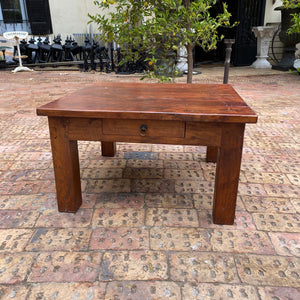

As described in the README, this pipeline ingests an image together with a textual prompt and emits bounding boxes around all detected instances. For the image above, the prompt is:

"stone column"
[251,26,276,69]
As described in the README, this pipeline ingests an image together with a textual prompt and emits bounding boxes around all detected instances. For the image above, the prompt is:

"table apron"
[53,117,224,147]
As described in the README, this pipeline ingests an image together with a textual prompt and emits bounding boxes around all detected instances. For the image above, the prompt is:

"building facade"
[0,0,287,65]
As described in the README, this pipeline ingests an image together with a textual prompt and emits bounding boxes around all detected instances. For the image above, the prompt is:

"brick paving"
[0,67,299,299]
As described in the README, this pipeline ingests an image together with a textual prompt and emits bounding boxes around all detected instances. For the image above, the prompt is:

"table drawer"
[103,119,185,138]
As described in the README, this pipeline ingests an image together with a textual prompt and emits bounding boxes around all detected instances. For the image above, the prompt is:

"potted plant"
[273,0,300,70]
[285,0,300,34]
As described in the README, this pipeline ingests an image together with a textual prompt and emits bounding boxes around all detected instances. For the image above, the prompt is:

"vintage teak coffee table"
[37,82,257,225]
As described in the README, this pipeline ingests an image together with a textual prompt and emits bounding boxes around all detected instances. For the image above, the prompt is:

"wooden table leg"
[206,146,218,163]
[49,117,82,212]
[213,124,245,225]
[101,141,116,157]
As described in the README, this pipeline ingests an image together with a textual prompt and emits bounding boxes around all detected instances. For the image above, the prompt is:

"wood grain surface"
[37,82,257,123]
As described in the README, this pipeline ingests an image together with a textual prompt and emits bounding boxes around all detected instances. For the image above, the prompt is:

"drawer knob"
[140,124,148,136]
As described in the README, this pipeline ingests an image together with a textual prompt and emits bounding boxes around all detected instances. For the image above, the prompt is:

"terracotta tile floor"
[0,67,299,299]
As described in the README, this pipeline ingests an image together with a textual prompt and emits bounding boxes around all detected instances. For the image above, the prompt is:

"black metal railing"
[1,34,148,74]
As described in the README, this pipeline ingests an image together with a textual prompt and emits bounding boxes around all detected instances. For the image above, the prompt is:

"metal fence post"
[223,39,235,84]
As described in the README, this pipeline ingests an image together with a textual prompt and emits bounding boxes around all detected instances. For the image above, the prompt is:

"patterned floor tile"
[235,254,300,287]
[25,228,91,251]
[193,153,212,161]
[146,208,199,227]
[202,169,216,181]
[80,159,126,169]
[193,194,214,210]
[1,169,54,182]
[241,162,280,173]
[184,145,204,153]
[0,229,33,252]
[198,211,256,230]
[81,152,117,160]
[0,181,42,195]
[0,210,40,229]
[105,281,180,300]
[152,145,184,153]
[169,252,238,283]
[100,251,168,281]
[0,160,13,171]
[0,152,18,161]
[159,152,193,160]
[245,172,290,184]
[81,168,123,179]
[257,286,300,300]
[163,160,201,170]
[23,140,51,152]
[164,169,205,180]
[252,213,300,232]
[0,253,35,284]
[124,151,158,160]
[86,179,130,193]
[9,160,52,170]
[145,193,194,208]
[211,229,275,254]
[264,183,300,198]
[264,155,300,165]
[28,252,101,283]
[286,173,300,186]
[126,159,163,168]
[182,282,259,300]
[175,180,214,194]
[0,285,29,299]
[123,168,163,179]
[36,209,93,228]
[291,198,300,213]
[194,194,245,211]
[276,163,300,174]
[241,154,267,163]
[118,143,152,152]
[90,228,149,250]
[269,232,300,257]
[242,196,296,213]
[92,208,145,227]
[15,152,52,161]
[95,193,144,209]
[81,193,97,209]
[238,183,267,197]
[0,194,55,210]
[131,179,175,193]
[28,282,107,300]
[150,227,211,251]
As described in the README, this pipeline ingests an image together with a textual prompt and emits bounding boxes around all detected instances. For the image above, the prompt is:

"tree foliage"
[283,0,300,34]
[89,0,233,83]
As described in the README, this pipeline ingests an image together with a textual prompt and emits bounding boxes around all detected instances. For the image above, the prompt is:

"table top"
[37,82,257,123]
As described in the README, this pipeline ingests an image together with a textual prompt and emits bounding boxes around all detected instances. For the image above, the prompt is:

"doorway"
[194,0,267,66]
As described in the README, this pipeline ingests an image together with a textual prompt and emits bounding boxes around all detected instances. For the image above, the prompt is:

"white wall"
[48,0,114,42]
[48,0,94,40]
[48,0,283,37]
[265,0,282,25]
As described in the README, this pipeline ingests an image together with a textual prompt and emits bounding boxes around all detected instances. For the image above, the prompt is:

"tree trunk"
[186,43,194,84]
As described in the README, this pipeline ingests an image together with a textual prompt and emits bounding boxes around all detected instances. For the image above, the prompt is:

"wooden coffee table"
[37,82,257,225]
